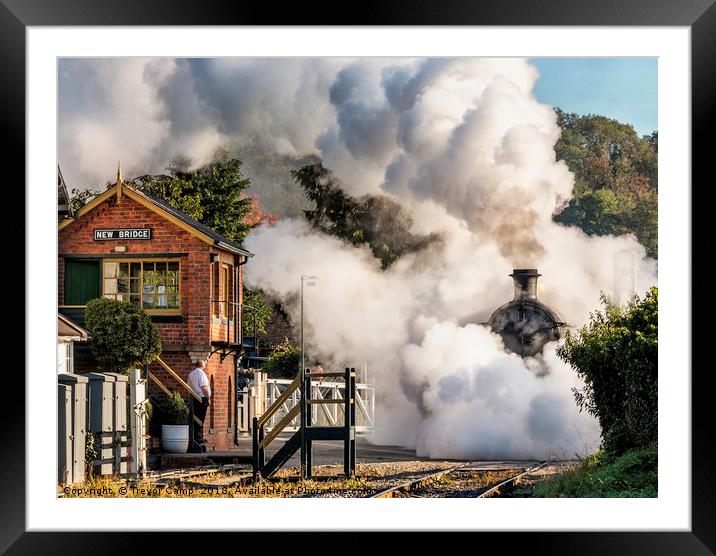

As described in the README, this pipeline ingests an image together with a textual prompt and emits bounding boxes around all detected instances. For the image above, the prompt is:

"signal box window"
[103,260,180,312]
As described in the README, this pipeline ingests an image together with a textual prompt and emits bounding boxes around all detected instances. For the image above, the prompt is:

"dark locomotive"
[486,269,566,357]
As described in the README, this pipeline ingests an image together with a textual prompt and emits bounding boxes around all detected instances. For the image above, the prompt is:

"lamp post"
[300,275,318,380]
[299,274,317,480]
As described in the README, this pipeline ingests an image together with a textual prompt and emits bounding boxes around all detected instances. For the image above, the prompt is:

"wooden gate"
[236,371,375,435]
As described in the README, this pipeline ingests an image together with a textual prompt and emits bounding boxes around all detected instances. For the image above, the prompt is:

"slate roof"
[130,186,254,257]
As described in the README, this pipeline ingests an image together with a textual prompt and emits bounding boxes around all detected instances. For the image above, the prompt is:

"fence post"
[129,369,147,478]
[238,386,248,432]
[86,373,115,475]
[253,370,265,416]
[58,384,72,485]
[300,370,308,480]
[343,367,351,477]
[305,371,313,479]
[105,372,129,474]
[258,419,266,471]
[252,416,259,481]
[350,368,356,476]
[248,386,255,432]
[58,373,88,484]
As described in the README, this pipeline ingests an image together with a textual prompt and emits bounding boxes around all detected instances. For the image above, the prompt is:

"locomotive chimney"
[510,268,541,300]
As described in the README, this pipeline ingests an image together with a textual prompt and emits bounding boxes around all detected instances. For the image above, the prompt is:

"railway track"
[477,461,549,498]
[370,461,549,498]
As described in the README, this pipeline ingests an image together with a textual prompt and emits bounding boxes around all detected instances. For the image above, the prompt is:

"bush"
[557,287,657,455]
[85,298,162,374]
[263,338,300,379]
[162,391,189,426]
[85,432,98,467]
[532,447,658,498]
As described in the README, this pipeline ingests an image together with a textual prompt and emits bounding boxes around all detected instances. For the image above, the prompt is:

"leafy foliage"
[162,391,189,426]
[263,338,300,379]
[292,163,440,269]
[69,188,99,214]
[557,287,657,455]
[531,447,657,498]
[241,287,274,338]
[84,432,99,467]
[71,150,255,243]
[130,151,254,242]
[84,298,162,374]
[553,109,658,258]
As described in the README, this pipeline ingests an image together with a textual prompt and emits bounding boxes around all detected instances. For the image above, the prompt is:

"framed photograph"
[10,0,707,551]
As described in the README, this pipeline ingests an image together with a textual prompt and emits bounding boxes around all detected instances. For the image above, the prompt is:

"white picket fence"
[237,371,375,435]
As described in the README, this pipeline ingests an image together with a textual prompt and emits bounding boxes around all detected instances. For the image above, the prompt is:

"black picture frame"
[7,0,708,552]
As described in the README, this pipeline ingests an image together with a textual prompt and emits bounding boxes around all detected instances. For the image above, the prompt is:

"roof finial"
[116,160,123,201]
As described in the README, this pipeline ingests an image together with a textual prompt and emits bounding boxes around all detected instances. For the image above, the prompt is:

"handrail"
[259,403,301,449]
[256,374,301,428]
[210,299,258,349]
[253,367,357,480]
[306,371,356,378]
[156,356,202,401]
[148,371,172,397]
[148,371,203,426]
[210,299,241,320]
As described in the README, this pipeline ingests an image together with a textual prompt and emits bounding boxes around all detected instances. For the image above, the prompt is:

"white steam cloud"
[59,57,658,459]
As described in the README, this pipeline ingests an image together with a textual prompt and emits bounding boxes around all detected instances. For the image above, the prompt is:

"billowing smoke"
[59,57,658,459]
[245,216,652,459]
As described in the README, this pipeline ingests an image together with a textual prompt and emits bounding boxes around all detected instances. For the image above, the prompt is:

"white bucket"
[161,424,189,453]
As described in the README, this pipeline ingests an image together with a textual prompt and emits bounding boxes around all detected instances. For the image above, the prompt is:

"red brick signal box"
[58,171,253,451]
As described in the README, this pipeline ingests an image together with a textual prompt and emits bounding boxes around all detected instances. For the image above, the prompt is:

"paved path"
[157,435,437,470]
[156,436,555,471]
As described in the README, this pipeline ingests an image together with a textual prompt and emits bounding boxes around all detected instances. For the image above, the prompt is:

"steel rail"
[476,461,549,498]
[370,461,549,499]
[370,462,471,498]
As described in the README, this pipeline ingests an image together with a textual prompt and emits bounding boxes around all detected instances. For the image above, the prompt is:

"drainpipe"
[234,255,249,446]
[233,355,239,447]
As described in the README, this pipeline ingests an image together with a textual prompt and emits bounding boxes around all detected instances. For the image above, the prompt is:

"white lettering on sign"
[94,228,152,241]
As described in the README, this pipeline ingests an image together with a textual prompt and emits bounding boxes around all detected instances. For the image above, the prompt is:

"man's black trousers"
[192,396,209,443]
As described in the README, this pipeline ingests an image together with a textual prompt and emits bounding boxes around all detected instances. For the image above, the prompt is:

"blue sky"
[530,58,658,136]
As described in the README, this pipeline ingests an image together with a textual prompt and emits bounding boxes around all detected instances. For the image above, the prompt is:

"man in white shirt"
[187,360,211,450]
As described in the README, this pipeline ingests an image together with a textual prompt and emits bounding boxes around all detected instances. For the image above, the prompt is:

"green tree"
[71,150,255,243]
[69,187,99,215]
[557,287,658,456]
[241,287,273,338]
[84,298,162,374]
[131,151,254,242]
[292,163,439,268]
[263,339,300,379]
[553,109,658,258]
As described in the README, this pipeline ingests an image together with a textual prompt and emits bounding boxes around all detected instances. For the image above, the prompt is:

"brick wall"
[147,351,238,451]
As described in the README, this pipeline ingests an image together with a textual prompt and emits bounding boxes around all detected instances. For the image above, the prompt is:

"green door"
[64,259,101,305]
